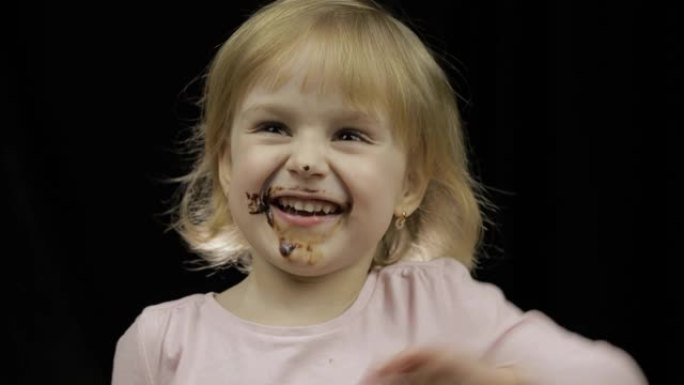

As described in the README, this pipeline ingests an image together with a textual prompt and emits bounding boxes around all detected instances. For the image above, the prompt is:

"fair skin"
[216,62,520,384]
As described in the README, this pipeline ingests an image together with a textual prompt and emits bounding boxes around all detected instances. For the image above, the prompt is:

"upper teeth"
[277,197,339,214]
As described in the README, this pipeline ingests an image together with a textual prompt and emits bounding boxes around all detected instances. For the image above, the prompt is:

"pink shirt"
[112,258,647,384]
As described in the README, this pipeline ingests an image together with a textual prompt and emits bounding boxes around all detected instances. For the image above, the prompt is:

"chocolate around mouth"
[246,186,284,227]
[246,185,348,262]
[246,192,268,214]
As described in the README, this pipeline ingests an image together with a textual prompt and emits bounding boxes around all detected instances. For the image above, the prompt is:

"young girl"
[112,1,647,384]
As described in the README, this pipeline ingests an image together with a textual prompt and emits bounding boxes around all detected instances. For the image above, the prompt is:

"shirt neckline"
[203,266,380,337]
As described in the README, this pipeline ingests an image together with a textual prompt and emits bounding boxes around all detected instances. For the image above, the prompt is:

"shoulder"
[124,293,209,337]
[373,257,522,330]
[138,293,209,320]
[377,257,510,305]
[119,292,210,337]
[132,293,212,344]
[112,293,212,384]
[375,259,647,384]
[361,257,529,359]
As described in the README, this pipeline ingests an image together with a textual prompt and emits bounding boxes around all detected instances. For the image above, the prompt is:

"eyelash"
[255,121,290,136]
[254,122,370,143]
[333,128,369,143]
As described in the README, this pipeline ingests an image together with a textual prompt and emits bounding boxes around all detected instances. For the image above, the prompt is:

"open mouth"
[270,197,346,217]
[245,187,350,260]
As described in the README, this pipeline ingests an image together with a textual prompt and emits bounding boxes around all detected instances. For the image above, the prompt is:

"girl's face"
[222,67,416,277]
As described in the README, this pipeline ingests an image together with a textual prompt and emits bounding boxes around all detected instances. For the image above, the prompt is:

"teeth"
[304,202,314,213]
[276,198,340,215]
[293,200,304,211]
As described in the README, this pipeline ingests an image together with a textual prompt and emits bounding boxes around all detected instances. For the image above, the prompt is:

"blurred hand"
[359,347,522,385]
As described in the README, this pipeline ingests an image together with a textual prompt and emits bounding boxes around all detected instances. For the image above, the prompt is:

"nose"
[285,133,328,179]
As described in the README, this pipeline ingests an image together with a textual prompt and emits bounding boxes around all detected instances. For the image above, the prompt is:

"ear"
[217,142,232,196]
[396,168,429,216]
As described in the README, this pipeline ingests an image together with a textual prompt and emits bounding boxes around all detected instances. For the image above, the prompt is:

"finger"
[406,355,466,385]
[359,349,437,385]
[372,348,443,376]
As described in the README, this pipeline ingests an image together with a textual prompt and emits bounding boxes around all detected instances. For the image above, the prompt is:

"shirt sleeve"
[437,258,648,385]
[485,310,648,385]
[111,316,155,385]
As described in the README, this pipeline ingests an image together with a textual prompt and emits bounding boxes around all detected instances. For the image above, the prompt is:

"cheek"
[226,173,247,226]
[226,155,255,215]
[231,146,271,184]
[344,158,404,216]
[360,154,406,195]
[228,147,283,213]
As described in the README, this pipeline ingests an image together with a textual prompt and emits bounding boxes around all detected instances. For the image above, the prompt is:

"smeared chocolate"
[246,186,284,228]
[279,240,298,257]
[278,238,321,264]
[246,191,268,214]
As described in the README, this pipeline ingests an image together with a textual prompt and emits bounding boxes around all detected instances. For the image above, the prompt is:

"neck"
[217,256,372,326]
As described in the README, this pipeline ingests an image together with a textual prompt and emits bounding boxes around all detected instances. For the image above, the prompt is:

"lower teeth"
[284,206,329,216]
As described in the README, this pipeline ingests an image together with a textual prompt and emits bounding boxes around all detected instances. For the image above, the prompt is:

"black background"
[6,1,675,384]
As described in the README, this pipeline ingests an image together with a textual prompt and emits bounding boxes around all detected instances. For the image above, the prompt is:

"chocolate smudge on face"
[276,228,329,265]
[246,191,268,214]
[279,239,298,257]
[246,186,284,228]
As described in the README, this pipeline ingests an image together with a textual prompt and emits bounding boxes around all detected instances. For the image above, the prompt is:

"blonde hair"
[172,0,487,271]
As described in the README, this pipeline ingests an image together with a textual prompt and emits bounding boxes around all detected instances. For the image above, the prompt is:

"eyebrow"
[239,103,380,125]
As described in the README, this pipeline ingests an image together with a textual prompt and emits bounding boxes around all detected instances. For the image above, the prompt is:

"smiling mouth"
[246,186,351,224]
[270,197,345,217]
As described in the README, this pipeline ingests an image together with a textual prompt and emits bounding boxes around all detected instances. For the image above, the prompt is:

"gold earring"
[395,210,407,230]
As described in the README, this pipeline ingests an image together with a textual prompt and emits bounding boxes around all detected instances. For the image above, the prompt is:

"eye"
[333,128,370,143]
[255,121,290,136]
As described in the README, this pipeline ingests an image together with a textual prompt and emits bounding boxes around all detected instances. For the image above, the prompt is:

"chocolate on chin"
[279,239,297,257]
[275,234,325,265]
